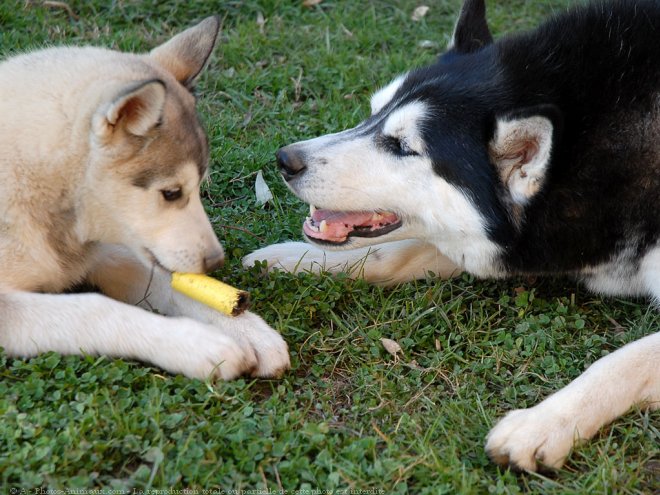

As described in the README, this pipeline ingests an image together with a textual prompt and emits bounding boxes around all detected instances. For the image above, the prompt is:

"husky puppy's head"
[81,17,224,274]
[277,0,560,274]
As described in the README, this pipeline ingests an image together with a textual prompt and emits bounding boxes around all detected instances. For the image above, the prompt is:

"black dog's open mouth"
[303,205,402,245]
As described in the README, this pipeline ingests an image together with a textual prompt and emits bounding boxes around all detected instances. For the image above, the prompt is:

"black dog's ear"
[488,105,563,205]
[450,0,493,54]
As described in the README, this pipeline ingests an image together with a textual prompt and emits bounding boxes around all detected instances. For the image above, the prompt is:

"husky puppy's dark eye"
[161,188,183,201]
[381,134,419,157]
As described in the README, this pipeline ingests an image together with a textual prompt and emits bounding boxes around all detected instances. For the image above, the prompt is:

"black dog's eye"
[161,188,183,201]
[381,135,419,157]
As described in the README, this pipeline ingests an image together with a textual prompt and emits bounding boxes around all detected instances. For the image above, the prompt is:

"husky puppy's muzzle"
[276,144,403,247]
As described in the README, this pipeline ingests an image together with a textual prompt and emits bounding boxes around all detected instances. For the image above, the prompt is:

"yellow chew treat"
[171,272,250,317]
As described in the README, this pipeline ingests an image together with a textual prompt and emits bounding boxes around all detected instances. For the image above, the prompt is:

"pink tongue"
[304,209,399,243]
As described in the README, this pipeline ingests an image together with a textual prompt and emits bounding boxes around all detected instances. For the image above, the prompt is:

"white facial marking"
[370,74,408,115]
[418,171,502,276]
[382,101,428,155]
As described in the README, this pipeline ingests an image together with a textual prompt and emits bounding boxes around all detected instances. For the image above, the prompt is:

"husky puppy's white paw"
[127,266,291,379]
[220,311,291,378]
[485,405,579,472]
[158,303,290,380]
[232,312,291,378]
[149,319,259,381]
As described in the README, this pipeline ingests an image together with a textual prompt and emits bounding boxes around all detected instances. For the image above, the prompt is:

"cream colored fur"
[0,17,289,380]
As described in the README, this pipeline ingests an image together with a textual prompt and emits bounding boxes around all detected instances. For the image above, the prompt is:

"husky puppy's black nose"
[203,250,225,273]
[277,146,306,181]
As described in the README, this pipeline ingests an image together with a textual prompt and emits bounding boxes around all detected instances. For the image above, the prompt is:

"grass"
[1,0,659,493]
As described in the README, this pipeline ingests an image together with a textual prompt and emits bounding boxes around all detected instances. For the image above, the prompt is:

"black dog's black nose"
[277,146,306,181]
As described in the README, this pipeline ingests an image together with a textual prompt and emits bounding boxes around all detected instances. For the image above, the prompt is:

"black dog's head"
[276,0,562,275]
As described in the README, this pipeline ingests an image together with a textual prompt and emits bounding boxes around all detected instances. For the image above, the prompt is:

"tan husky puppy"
[0,17,289,380]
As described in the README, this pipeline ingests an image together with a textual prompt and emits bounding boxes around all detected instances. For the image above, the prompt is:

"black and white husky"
[246,0,660,472]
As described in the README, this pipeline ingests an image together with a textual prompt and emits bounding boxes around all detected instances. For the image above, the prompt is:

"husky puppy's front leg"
[89,245,290,378]
[244,239,461,286]
[0,291,256,380]
[486,331,660,472]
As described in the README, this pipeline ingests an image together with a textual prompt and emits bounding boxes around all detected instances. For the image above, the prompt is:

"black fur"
[449,0,494,56]
[387,0,660,275]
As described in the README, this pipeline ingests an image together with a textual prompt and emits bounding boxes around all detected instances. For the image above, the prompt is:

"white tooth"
[320,220,328,233]
[371,213,382,222]
[310,205,317,215]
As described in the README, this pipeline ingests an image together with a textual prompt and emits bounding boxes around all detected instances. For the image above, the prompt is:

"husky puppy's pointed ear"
[450,0,493,54]
[93,79,166,140]
[150,16,221,89]
[489,105,562,205]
